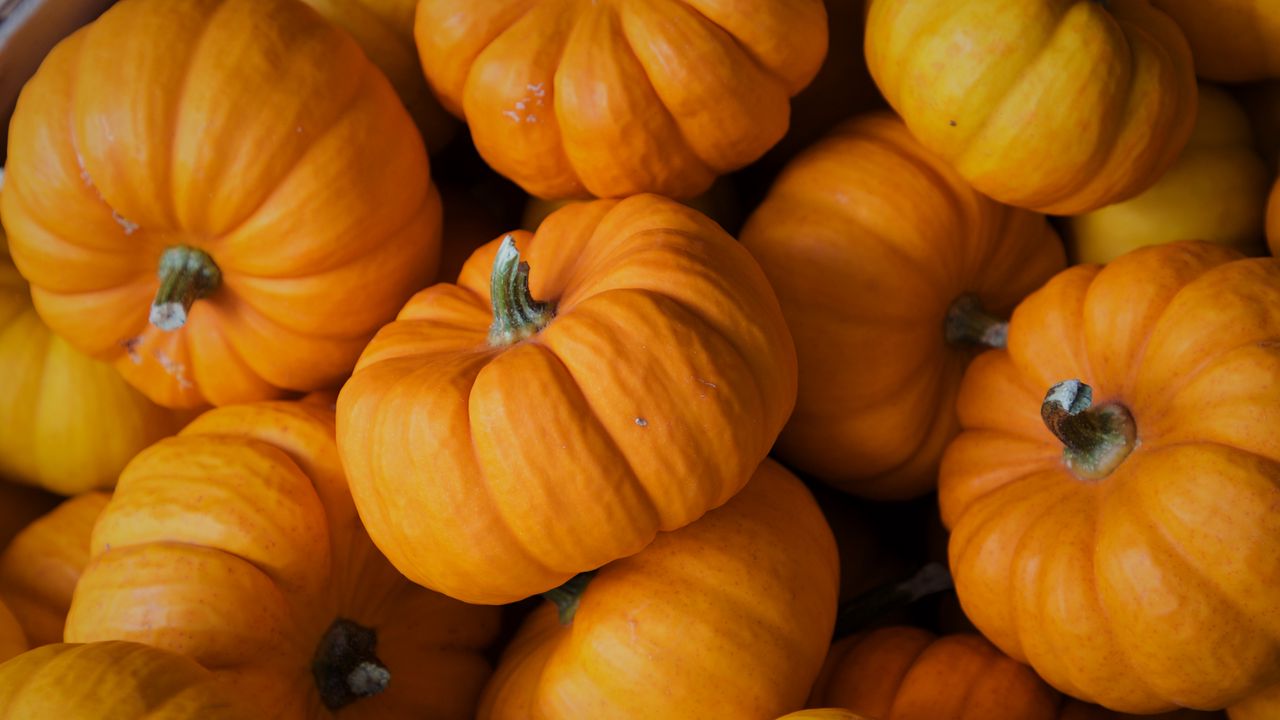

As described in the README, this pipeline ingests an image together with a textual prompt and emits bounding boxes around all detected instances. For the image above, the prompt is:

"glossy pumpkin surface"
[65,402,501,719]
[338,195,797,604]
[939,242,1280,712]
[1151,0,1280,82]
[415,0,828,199]
[1,0,441,408]
[740,112,1064,499]
[865,0,1197,214]
[478,460,839,719]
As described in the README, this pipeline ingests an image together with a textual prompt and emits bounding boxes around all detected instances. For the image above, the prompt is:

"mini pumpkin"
[1150,0,1280,83]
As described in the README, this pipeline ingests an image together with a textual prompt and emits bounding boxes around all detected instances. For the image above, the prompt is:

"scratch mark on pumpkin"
[112,210,139,235]
[119,336,143,365]
[153,348,193,390]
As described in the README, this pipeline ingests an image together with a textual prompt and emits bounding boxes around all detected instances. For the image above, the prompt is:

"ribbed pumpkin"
[414,0,828,199]
[865,0,1197,214]
[338,195,797,604]
[1151,0,1280,82]
[0,642,244,718]
[1,0,441,409]
[939,241,1280,712]
[0,600,24,665]
[739,112,1064,500]
[1067,83,1271,263]
[478,460,838,719]
[0,230,188,494]
[65,402,500,719]
[0,492,108,647]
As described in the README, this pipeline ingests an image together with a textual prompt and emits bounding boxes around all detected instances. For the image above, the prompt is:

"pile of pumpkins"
[0,0,1277,718]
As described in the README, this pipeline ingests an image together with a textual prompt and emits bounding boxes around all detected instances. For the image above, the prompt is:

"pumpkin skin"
[0,600,24,665]
[338,195,797,604]
[938,241,1280,712]
[64,402,501,719]
[777,711,871,720]
[1151,1,1280,83]
[865,0,1197,215]
[1067,84,1271,263]
[0,232,188,494]
[0,642,244,718]
[1229,684,1280,720]
[739,112,1065,499]
[415,0,828,199]
[0,492,109,647]
[1,0,441,409]
[477,460,839,720]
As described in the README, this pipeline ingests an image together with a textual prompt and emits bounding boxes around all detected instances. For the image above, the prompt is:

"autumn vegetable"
[338,195,797,604]
[939,241,1280,712]
[0,0,441,408]
[477,460,838,719]
[865,0,1197,214]
[64,402,500,718]
[740,112,1064,500]
[414,0,828,199]
[1151,0,1280,82]
[1230,684,1280,720]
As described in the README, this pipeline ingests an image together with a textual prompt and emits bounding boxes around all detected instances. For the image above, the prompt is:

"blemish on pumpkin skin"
[119,336,143,365]
[634,417,648,428]
[112,210,139,236]
[153,348,193,390]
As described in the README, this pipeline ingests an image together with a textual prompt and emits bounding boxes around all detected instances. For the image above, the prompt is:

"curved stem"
[542,570,596,626]
[312,618,390,710]
[944,294,1008,349]
[488,234,554,346]
[834,562,953,640]
[1041,380,1137,480]
[150,245,221,331]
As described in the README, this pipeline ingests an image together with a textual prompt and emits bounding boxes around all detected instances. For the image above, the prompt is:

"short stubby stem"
[488,234,555,346]
[542,570,596,626]
[1041,380,1137,480]
[312,618,390,711]
[150,245,221,331]
[944,294,1008,349]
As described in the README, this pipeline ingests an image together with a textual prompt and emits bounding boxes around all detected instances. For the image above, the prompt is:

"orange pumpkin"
[739,112,1064,499]
[865,0,1197,215]
[0,642,245,718]
[1151,0,1280,82]
[939,241,1280,712]
[414,0,828,199]
[1,0,441,409]
[1229,684,1280,720]
[0,599,24,665]
[0,492,108,647]
[338,195,797,604]
[65,402,500,718]
[1267,178,1279,256]
[478,460,839,719]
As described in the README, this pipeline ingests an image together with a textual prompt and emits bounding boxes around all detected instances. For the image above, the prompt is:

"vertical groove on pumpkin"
[150,245,221,332]
[488,234,555,346]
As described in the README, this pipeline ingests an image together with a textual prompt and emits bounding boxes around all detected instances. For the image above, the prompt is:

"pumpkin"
[414,0,828,199]
[0,642,244,718]
[864,0,1197,215]
[477,460,839,719]
[739,112,1064,500]
[1,0,441,409]
[938,241,1280,712]
[0,600,24,665]
[0,229,189,494]
[777,711,871,720]
[0,484,57,550]
[1150,1,1280,83]
[64,402,501,718]
[1229,684,1280,720]
[1066,83,1271,263]
[1268,178,1279,257]
[0,492,109,647]
[337,194,797,604]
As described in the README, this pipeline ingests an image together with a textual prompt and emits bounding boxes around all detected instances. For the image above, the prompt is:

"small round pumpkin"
[865,0,1197,215]
[414,0,828,199]
[939,241,1280,712]
[739,112,1064,499]
[1150,0,1280,83]
[477,460,839,720]
[338,195,797,604]
[1,0,441,408]
[65,402,500,719]
[0,492,108,647]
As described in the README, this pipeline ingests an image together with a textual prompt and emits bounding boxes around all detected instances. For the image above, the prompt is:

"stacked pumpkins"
[0,0,1276,719]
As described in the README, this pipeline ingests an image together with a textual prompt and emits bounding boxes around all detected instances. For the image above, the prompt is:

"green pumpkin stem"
[542,570,597,626]
[488,234,554,346]
[150,245,221,331]
[1041,380,1137,480]
[833,562,953,640]
[944,294,1008,349]
[312,618,390,710]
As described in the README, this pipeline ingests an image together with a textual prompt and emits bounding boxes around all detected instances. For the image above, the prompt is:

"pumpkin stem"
[150,245,221,332]
[542,570,596,626]
[488,234,554,346]
[1041,380,1137,480]
[834,562,953,639]
[944,294,1008,349]
[312,618,390,710]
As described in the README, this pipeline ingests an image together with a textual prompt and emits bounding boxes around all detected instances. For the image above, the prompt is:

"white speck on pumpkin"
[634,417,648,427]
[112,210,139,235]
[153,348,193,389]
[525,114,538,123]
[502,109,521,123]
